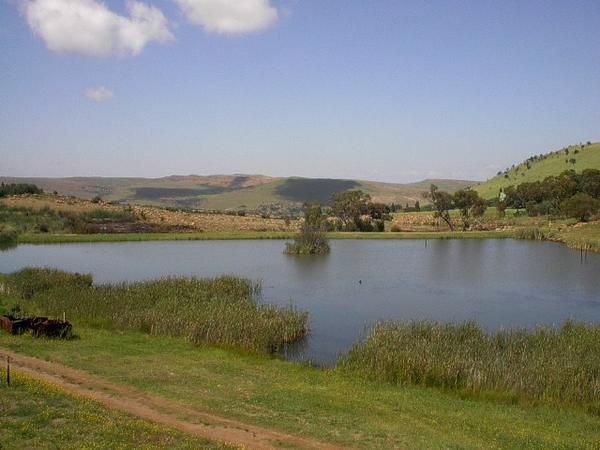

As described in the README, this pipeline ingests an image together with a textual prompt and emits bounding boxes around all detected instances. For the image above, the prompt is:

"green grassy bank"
[0,367,224,449]
[16,229,515,245]
[1,328,599,449]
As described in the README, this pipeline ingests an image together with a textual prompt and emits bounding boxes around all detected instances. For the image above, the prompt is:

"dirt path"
[1,349,345,450]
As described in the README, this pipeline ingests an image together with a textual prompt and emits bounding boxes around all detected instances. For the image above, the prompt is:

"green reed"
[338,321,600,410]
[3,268,307,354]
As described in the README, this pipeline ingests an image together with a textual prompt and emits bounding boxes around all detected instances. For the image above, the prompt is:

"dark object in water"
[0,315,72,338]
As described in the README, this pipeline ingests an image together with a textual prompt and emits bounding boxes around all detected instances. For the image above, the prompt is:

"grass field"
[1,328,599,449]
[474,142,600,199]
[556,222,600,251]
[0,367,224,449]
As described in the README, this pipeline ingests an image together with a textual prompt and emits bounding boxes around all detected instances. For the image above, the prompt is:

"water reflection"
[1,239,599,365]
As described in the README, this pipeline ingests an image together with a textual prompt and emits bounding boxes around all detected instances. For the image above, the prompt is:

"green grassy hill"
[474,142,600,200]
[0,175,474,212]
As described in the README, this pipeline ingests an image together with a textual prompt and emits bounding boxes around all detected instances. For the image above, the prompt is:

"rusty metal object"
[0,315,72,338]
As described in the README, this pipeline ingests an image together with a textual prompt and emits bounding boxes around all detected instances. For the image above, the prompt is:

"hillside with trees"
[474,142,600,199]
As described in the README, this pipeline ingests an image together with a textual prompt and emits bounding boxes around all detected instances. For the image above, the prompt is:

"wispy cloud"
[84,86,114,102]
[174,0,278,35]
[22,0,173,57]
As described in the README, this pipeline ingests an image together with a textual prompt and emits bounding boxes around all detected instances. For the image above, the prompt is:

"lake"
[1,239,599,365]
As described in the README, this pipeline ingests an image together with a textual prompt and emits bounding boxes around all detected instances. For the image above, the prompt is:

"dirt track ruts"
[0,349,345,450]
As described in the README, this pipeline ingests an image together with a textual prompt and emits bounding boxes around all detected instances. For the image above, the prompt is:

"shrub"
[373,219,385,232]
[0,182,43,197]
[285,204,330,255]
[561,193,600,222]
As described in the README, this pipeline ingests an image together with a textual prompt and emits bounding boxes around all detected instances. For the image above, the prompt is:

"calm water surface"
[1,239,599,365]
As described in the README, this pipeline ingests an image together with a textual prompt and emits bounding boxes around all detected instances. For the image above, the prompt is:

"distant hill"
[473,142,600,200]
[0,174,474,211]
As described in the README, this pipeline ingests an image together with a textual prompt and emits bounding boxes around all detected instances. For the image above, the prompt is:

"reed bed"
[338,321,600,410]
[5,267,93,299]
[0,230,18,250]
[514,227,551,241]
[5,268,308,354]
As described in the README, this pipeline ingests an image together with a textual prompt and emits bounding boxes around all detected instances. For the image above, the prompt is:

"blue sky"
[1,0,599,182]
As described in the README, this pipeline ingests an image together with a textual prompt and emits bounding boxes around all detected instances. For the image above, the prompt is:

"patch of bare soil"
[0,349,343,450]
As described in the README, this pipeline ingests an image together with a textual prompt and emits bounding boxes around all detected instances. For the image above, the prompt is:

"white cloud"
[84,86,114,102]
[174,0,278,35]
[22,0,173,57]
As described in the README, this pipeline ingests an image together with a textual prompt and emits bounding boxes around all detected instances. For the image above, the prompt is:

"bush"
[285,204,330,255]
[561,193,600,222]
[0,182,43,197]
[525,200,557,217]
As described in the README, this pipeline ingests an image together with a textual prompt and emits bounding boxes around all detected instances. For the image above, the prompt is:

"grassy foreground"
[0,367,225,449]
[1,328,599,449]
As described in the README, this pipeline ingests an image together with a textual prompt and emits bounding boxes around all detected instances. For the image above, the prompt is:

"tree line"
[0,182,43,197]
[498,169,600,221]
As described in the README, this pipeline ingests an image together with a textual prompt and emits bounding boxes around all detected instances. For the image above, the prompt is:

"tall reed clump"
[0,229,18,250]
[4,268,93,299]
[5,268,307,354]
[285,204,330,255]
[338,321,600,410]
[514,227,550,241]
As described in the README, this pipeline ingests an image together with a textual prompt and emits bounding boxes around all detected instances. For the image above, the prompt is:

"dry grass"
[1,194,298,233]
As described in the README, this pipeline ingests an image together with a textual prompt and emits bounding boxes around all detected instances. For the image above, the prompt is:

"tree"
[330,190,371,231]
[285,203,330,254]
[579,169,600,199]
[428,184,454,230]
[560,194,600,222]
[453,189,487,230]
[366,202,391,221]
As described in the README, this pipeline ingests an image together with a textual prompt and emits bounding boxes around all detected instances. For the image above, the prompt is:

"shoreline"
[16,230,516,245]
